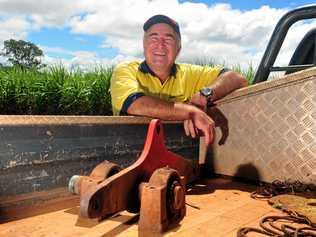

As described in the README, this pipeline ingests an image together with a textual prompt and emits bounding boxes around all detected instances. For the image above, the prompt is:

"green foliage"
[1,39,44,69]
[193,58,217,67]
[231,63,255,84]
[0,65,113,115]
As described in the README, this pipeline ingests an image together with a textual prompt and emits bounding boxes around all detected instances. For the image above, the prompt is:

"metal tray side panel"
[211,70,316,184]
[0,119,198,197]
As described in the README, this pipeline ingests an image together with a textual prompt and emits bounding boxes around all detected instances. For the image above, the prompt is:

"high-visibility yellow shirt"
[110,60,223,115]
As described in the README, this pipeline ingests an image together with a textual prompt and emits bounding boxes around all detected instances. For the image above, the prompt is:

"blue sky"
[28,28,119,60]
[179,0,314,10]
[0,0,315,69]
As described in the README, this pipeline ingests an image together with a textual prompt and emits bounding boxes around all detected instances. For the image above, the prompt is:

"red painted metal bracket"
[69,119,193,233]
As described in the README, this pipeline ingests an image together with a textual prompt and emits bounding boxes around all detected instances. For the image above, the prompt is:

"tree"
[1,39,44,69]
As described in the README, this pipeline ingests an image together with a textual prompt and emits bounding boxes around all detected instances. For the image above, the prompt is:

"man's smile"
[153,52,167,56]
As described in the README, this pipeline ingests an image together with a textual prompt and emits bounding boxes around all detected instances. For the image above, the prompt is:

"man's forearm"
[127,95,198,120]
[127,95,216,145]
[209,71,248,101]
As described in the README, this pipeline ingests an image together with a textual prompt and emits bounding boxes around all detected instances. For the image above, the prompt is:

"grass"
[0,65,113,115]
[232,63,255,84]
[0,62,255,115]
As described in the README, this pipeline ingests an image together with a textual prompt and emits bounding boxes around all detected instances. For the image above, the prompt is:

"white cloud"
[0,0,85,27]
[176,4,287,67]
[0,0,315,71]
[0,17,30,44]
[275,20,316,66]
[67,0,291,68]
[68,51,140,70]
[42,49,140,71]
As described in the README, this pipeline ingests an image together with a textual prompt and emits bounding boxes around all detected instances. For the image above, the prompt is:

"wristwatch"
[199,87,215,107]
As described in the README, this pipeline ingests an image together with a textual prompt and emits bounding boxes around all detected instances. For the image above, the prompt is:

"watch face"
[200,87,213,97]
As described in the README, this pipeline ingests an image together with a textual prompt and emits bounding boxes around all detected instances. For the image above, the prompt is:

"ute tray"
[0,178,284,237]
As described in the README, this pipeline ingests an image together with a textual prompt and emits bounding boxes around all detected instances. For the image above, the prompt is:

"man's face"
[143,23,181,73]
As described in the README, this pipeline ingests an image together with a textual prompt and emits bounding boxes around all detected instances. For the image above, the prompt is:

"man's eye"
[149,37,158,42]
[165,38,174,43]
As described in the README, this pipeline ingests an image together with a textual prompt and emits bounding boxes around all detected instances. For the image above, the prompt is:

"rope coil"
[238,180,316,237]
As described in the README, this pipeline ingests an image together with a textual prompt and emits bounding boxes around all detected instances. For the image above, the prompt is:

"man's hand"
[184,109,215,145]
[184,70,248,141]
[183,91,208,140]
[190,71,248,110]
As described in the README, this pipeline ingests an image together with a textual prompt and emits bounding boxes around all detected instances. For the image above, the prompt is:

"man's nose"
[155,38,167,47]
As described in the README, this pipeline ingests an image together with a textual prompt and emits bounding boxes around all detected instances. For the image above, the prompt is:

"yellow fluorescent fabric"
[110,61,223,115]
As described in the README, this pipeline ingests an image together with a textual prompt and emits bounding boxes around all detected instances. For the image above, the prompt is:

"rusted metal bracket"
[138,167,186,234]
[69,119,193,233]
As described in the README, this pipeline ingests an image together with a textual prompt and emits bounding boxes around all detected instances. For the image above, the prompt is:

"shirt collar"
[138,60,177,77]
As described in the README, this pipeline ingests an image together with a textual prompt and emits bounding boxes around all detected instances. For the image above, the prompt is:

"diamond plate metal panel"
[211,67,316,184]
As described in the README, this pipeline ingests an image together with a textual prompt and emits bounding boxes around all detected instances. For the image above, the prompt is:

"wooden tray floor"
[0,178,283,237]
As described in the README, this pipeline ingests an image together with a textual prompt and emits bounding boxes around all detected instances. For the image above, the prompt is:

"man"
[111,14,248,145]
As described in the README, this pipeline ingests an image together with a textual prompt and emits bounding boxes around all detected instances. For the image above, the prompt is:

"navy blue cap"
[143,14,181,38]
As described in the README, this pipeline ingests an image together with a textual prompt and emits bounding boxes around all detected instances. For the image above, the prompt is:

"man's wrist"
[199,87,216,107]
